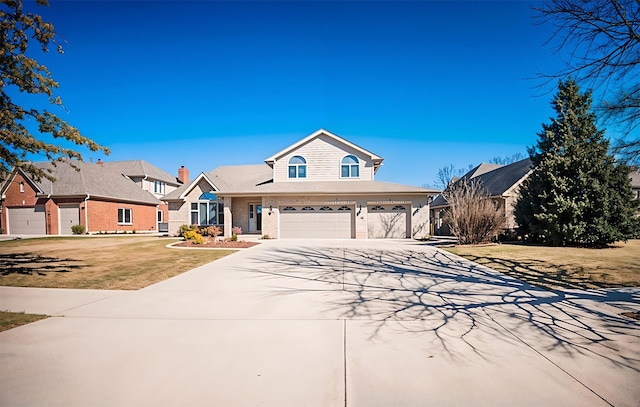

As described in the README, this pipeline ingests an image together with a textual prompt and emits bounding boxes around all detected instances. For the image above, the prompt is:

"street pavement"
[1,239,638,406]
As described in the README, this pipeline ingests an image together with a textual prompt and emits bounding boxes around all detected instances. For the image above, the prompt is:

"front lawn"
[0,311,48,332]
[0,236,236,290]
[445,239,640,290]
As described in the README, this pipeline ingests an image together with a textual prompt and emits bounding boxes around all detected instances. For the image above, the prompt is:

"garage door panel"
[368,210,407,239]
[59,205,80,235]
[8,207,46,235]
[280,207,352,239]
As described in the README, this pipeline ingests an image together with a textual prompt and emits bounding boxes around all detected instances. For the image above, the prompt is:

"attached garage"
[8,207,46,235]
[367,205,408,238]
[59,205,80,235]
[279,205,353,238]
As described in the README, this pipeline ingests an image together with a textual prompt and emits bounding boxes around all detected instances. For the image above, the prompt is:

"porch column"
[223,196,232,238]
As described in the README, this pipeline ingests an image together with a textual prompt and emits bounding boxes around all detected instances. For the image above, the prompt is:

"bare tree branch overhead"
[536,0,639,164]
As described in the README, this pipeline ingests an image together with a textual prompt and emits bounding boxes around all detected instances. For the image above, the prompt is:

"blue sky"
[17,0,582,187]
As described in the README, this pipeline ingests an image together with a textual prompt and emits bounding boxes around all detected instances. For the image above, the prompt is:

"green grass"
[0,236,237,290]
[445,239,640,290]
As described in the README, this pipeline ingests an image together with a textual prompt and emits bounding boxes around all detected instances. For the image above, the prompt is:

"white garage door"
[280,206,353,239]
[8,207,46,235]
[367,205,408,239]
[59,205,80,235]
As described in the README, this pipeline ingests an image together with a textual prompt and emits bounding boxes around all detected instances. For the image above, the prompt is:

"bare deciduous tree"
[442,178,506,245]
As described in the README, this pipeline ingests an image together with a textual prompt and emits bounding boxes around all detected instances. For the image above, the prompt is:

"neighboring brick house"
[164,129,439,239]
[430,159,533,236]
[0,160,178,235]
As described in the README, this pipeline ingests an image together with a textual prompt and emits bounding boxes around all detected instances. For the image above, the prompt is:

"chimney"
[96,158,103,167]
[178,166,189,184]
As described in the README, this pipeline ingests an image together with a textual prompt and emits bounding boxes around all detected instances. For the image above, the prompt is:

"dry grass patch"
[0,236,236,290]
[0,311,48,332]
[445,239,640,290]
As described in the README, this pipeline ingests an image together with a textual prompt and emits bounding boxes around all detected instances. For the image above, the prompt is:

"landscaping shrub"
[200,225,221,238]
[183,230,204,244]
[71,224,85,235]
[231,226,242,241]
[178,224,196,237]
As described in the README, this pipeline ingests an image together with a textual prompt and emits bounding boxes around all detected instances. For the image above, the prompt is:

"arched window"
[392,205,406,211]
[341,155,359,178]
[288,156,307,178]
[190,192,224,225]
[370,205,385,211]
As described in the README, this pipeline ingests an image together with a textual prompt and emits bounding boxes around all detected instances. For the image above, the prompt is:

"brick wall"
[1,173,40,234]
[86,199,157,233]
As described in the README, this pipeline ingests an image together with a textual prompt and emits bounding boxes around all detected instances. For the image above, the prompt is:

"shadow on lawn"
[0,252,83,276]
[452,254,621,291]
[241,244,640,370]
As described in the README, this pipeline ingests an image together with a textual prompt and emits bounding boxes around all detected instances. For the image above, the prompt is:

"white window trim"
[340,155,360,179]
[118,208,133,225]
[288,155,307,179]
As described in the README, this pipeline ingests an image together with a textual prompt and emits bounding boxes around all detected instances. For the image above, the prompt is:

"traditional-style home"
[430,158,533,236]
[164,129,439,239]
[0,159,180,235]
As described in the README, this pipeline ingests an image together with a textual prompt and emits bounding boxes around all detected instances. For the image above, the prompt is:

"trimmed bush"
[71,224,85,235]
[183,230,204,244]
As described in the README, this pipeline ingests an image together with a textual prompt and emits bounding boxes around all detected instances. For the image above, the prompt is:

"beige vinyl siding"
[273,134,374,182]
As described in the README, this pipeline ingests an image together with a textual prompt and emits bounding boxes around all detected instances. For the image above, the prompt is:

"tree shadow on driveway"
[240,244,640,370]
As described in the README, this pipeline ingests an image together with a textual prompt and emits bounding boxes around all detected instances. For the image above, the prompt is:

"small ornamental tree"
[442,178,506,245]
[514,79,639,247]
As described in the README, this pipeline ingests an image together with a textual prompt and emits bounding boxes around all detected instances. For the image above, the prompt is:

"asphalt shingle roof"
[431,159,532,207]
[163,163,437,199]
[102,160,180,185]
[33,160,161,204]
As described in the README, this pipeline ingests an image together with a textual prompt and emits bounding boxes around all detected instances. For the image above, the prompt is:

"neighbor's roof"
[102,160,180,185]
[264,129,384,173]
[163,163,437,199]
[630,171,640,188]
[431,159,533,207]
[29,160,161,204]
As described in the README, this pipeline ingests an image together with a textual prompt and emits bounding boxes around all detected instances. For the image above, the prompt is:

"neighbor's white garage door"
[280,206,353,238]
[367,205,408,239]
[8,207,46,235]
[59,205,80,235]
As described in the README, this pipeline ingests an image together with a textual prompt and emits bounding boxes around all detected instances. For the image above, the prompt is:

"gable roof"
[19,160,161,205]
[431,159,533,207]
[101,160,180,185]
[264,129,384,173]
[162,172,221,200]
[163,163,437,199]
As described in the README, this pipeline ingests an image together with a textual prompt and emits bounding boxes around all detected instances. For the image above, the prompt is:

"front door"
[248,203,262,233]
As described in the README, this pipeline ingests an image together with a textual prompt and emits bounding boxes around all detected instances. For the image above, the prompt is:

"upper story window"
[19,182,24,193]
[341,155,360,178]
[153,180,166,195]
[288,156,307,178]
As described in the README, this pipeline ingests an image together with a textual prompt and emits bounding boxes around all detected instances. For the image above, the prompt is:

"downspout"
[84,194,90,234]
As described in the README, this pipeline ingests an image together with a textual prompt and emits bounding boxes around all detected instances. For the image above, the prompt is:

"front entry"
[248,203,262,233]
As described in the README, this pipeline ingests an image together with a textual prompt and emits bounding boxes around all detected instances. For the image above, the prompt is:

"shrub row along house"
[1,130,440,238]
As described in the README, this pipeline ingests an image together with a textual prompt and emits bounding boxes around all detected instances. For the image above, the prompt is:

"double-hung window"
[153,180,166,195]
[288,156,307,178]
[118,208,132,225]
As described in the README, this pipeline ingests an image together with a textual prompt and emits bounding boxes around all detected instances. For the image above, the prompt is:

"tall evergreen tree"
[515,79,639,247]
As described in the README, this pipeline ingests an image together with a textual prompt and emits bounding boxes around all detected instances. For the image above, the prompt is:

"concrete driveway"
[1,239,639,406]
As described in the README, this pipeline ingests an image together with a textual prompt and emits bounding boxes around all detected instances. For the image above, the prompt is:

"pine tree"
[514,79,639,247]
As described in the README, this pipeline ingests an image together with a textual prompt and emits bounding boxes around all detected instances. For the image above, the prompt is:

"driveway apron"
[1,239,638,406]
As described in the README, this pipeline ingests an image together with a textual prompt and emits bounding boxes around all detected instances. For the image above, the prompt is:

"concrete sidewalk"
[1,239,639,406]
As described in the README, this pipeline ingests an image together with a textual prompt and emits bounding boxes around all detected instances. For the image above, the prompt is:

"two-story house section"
[164,129,439,239]
[101,160,184,231]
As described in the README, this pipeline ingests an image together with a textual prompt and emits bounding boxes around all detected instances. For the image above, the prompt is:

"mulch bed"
[173,239,259,249]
